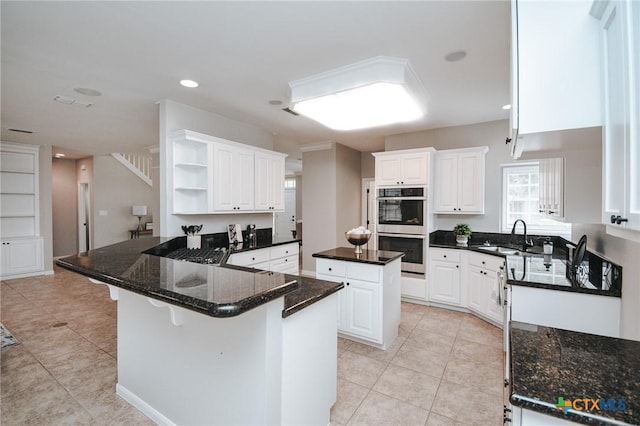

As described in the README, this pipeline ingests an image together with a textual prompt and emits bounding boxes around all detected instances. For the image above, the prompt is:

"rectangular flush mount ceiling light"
[289,56,425,131]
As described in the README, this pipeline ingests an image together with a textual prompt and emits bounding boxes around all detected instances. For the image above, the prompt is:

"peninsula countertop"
[510,321,639,425]
[55,234,343,319]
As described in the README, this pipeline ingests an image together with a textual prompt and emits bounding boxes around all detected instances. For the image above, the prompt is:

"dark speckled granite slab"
[56,234,342,319]
[510,321,639,425]
[312,247,404,265]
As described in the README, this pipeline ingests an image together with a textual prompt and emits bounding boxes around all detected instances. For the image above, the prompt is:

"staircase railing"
[111,153,153,186]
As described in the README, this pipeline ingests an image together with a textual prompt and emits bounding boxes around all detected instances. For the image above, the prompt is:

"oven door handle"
[378,233,426,239]
[378,197,426,201]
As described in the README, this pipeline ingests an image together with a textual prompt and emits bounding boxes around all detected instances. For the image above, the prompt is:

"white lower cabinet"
[466,253,504,325]
[316,257,401,349]
[343,278,381,341]
[227,243,299,275]
[0,237,43,278]
[428,249,463,306]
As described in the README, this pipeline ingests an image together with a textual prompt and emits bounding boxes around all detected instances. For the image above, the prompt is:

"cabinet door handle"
[611,215,628,225]
[328,267,332,271]
[456,265,459,268]
[346,282,350,286]
[443,255,447,258]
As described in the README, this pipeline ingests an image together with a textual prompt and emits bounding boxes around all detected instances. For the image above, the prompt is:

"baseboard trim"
[0,270,45,280]
[116,383,175,426]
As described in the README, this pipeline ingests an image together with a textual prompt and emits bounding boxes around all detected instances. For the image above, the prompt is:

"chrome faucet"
[511,219,534,252]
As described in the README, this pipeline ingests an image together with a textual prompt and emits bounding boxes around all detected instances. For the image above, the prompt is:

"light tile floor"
[332,303,505,426]
[1,267,504,425]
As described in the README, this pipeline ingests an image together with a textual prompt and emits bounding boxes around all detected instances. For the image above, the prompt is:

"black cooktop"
[164,246,227,265]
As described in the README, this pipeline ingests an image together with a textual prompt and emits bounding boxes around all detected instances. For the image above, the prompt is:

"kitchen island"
[56,235,343,426]
[313,247,403,350]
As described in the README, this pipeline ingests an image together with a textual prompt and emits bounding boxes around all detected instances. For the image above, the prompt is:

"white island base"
[113,288,337,425]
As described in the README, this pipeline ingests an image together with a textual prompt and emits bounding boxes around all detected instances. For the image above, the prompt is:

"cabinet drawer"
[316,259,346,277]
[346,263,380,283]
[269,255,298,273]
[430,248,461,263]
[469,253,504,271]
[228,249,270,266]
[270,243,299,260]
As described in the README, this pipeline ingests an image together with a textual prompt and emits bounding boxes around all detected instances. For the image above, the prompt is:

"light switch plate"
[99,210,108,216]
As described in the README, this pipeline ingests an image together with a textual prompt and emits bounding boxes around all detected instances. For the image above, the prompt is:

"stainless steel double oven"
[377,186,427,275]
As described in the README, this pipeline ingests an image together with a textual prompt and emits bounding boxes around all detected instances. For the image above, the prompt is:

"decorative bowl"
[345,231,371,254]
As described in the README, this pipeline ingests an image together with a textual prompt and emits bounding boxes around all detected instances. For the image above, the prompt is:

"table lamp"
[132,205,147,231]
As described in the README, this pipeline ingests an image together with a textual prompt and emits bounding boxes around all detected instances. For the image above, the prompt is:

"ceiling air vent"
[53,95,93,108]
[8,128,34,134]
[282,107,299,116]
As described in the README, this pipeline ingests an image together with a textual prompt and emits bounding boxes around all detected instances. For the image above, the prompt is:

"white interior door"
[275,188,296,238]
[78,182,90,252]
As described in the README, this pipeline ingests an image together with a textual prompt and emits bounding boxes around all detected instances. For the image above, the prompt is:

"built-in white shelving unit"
[0,142,44,278]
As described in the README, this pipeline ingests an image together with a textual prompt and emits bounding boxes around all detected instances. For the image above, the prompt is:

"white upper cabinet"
[434,147,488,214]
[594,0,640,239]
[373,149,431,186]
[254,152,285,212]
[169,130,286,215]
[213,144,254,212]
[510,0,602,157]
[538,158,564,219]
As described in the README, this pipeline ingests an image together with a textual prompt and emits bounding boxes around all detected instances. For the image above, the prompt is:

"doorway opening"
[275,187,296,239]
[78,182,91,252]
[361,178,377,250]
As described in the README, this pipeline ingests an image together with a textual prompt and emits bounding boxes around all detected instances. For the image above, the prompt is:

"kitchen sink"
[476,246,540,257]
[476,246,519,255]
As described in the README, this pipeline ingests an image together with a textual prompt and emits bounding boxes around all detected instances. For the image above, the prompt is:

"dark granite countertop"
[312,247,404,265]
[510,321,638,425]
[429,231,621,298]
[56,232,342,319]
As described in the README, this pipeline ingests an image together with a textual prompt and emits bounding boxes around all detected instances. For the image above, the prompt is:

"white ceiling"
[1,1,510,160]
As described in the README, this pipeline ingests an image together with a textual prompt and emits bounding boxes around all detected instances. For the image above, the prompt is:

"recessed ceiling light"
[55,153,65,158]
[74,87,102,96]
[502,104,512,110]
[180,79,199,88]
[269,100,283,106]
[445,50,467,62]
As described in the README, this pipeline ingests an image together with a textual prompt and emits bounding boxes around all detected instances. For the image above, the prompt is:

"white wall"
[52,158,78,257]
[92,155,156,248]
[39,145,53,273]
[335,143,363,242]
[158,99,277,237]
[302,146,336,273]
[385,120,602,233]
[385,120,511,233]
[361,152,375,179]
[301,142,361,273]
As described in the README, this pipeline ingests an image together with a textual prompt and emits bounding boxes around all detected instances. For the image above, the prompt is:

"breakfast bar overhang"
[56,237,343,425]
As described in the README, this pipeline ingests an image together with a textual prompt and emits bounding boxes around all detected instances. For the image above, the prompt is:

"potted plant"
[453,223,472,245]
